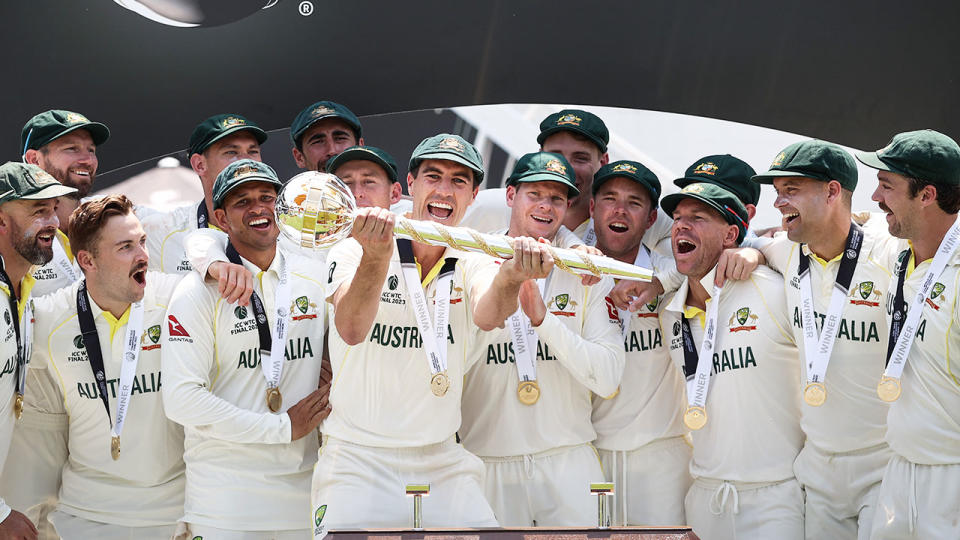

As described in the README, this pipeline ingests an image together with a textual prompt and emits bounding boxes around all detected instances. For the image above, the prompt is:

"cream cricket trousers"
[793,441,890,540]
[310,435,497,537]
[481,443,604,527]
[684,476,804,540]
[869,454,960,539]
[598,436,692,527]
[49,510,175,540]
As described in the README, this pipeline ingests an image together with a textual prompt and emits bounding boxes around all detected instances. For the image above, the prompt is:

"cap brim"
[512,174,580,197]
[58,122,111,146]
[293,114,362,143]
[661,192,726,219]
[327,149,397,182]
[537,126,607,153]
[203,125,269,153]
[21,184,79,200]
[854,150,894,172]
[750,169,811,184]
[595,174,658,200]
[214,176,283,208]
[413,151,484,180]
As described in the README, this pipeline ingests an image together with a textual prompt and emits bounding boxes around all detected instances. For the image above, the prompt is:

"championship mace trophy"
[275,171,655,281]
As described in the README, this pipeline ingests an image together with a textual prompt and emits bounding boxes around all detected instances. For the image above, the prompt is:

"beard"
[45,163,94,199]
[11,221,54,265]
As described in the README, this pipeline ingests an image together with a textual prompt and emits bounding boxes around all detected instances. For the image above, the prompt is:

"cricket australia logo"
[313,504,328,536]
[141,324,162,351]
[728,306,758,332]
[925,282,946,311]
[548,293,577,317]
[291,295,319,321]
[693,162,719,176]
[556,113,582,126]
[638,296,660,318]
[449,280,464,304]
[850,281,882,307]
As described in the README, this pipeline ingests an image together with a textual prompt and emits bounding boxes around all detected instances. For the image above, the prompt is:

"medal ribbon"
[0,258,29,405]
[76,280,145,440]
[50,236,80,283]
[884,216,960,378]
[616,245,653,340]
[798,222,863,386]
[582,219,597,247]
[397,239,457,380]
[679,284,723,410]
[508,277,551,385]
[196,201,209,229]
[225,244,291,394]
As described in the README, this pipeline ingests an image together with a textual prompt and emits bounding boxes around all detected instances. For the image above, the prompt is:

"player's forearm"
[536,313,625,396]
[333,252,391,345]
[473,270,524,331]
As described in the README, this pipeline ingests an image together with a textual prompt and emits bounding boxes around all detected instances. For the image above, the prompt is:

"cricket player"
[588,160,692,526]
[290,101,364,172]
[857,129,960,539]
[747,140,904,539]
[658,182,803,539]
[312,134,554,534]
[139,113,267,274]
[163,160,329,539]
[458,152,624,527]
[0,162,75,539]
[21,195,184,539]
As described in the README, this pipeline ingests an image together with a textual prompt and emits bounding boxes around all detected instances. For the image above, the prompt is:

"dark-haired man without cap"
[858,130,960,540]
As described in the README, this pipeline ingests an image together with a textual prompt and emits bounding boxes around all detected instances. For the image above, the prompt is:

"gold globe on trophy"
[275,171,655,281]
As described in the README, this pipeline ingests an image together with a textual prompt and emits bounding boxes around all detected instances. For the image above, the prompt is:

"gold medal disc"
[110,436,121,461]
[803,382,827,407]
[683,406,708,430]
[13,393,23,420]
[517,380,541,405]
[877,376,902,402]
[266,387,283,412]
[430,372,450,397]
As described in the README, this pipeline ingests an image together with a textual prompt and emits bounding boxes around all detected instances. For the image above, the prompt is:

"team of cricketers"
[0,102,956,540]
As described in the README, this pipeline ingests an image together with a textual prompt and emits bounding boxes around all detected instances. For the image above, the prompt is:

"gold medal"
[803,382,827,407]
[266,387,283,412]
[13,392,23,420]
[430,372,450,397]
[517,380,540,405]
[877,376,902,402]
[683,406,708,430]
[110,436,121,461]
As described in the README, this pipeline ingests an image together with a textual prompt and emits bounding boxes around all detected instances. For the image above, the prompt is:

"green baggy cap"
[506,152,579,197]
[537,109,609,153]
[0,162,78,204]
[409,134,485,185]
[290,101,362,146]
[753,140,857,191]
[675,154,759,206]
[188,114,268,156]
[593,160,661,202]
[212,159,283,209]
[855,129,960,186]
[21,110,110,155]
[326,146,399,183]
[661,182,749,244]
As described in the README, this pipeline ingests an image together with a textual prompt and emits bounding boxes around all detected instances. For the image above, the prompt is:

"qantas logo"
[168,315,190,337]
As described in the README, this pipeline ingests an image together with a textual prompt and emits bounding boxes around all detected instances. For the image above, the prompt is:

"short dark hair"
[907,177,960,214]
[68,194,134,255]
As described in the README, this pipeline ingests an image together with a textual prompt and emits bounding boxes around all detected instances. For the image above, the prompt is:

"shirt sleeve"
[161,274,292,444]
[756,232,795,275]
[0,501,10,527]
[535,277,625,397]
[184,228,230,280]
[651,246,683,295]
[325,239,364,303]
[642,208,673,251]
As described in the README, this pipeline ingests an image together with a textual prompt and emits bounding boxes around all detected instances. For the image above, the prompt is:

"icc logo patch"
[388,275,399,291]
[73,335,84,349]
[328,261,336,284]
[673,320,682,336]
[235,306,248,319]
[2,310,8,325]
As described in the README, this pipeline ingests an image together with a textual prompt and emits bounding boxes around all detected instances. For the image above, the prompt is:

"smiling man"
[162,160,329,539]
[290,101,364,172]
[22,195,186,540]
[458,152,624,527]
[658,182,803,540]
[313,135,556,534]
[856,130,960,540]
[748,140,904,540]
[588,160,691,527]
[325,146,402,209]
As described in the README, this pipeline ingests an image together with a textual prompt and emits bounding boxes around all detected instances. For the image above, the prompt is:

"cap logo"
[545,159,567,175]
[771,152,786,168]
[682,184,704,194]
[33,169,55,183]
[232,164,261,178]
[556,114,582,126]
[311,106,335,118]
[65,113,89,124]
[437,137,465,152]
[220,117,246,128]
[612,163,638,173]
[693,162,719,176]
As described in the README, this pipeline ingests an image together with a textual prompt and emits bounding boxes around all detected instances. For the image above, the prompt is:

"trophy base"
[328,527,698,540]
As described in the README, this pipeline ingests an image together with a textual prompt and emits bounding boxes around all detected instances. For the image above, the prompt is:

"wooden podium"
[328,527,698,540]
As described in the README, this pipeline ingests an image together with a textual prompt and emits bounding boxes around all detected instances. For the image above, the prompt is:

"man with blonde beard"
[588,160,691,526]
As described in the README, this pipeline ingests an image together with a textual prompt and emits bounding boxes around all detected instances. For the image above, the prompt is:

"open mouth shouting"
[608,220,629,234]
[781,210,800,228]
[130,264,148,288]
[426,200,454,221]
[675,238,697,255]
[36,229,56,249]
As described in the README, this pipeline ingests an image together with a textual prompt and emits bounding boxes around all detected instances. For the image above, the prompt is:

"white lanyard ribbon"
[50,236,80,283]
[617,246,653,340]
[885,217,960,379]
[798,224,863,386]
[686,285,723,409]
[400,262,454,378]
[110,300,144,440]
[582,219,597,247]
[508,277,550,383]
[17,300,33,398]
[261,253,291,391]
